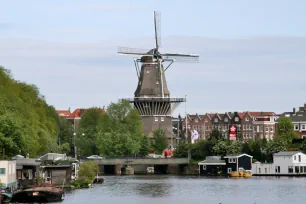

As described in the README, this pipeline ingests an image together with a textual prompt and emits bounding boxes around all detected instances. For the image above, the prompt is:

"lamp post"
[73,132,85,160]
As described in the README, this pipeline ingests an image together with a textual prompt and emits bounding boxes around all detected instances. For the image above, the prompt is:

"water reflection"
[59,176,306,204]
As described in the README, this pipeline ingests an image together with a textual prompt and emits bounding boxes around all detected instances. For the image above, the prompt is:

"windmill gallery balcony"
[121,97,186,116]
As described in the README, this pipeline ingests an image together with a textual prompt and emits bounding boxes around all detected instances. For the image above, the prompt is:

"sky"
[0,0,306,116]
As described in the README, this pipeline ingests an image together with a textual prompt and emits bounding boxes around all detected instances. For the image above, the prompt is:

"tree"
[277,117,298,142]
[227,141,242,154]
[0,67,60,157]
[78,161,99,182]
[96,100,142,156]
[138,135,151,156]
[77,107,106,156]
[212,140,228,156]
[173,141,188,158]
[264,139,288,161]
[209,129,223,142]
[152,129,168,154]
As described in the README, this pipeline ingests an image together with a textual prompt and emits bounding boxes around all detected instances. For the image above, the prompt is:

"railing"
[121,97,186,103]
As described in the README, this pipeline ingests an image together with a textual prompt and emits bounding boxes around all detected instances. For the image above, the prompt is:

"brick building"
[277,103,306,139]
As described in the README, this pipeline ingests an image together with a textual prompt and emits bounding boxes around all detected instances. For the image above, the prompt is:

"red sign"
[229,125,237,140]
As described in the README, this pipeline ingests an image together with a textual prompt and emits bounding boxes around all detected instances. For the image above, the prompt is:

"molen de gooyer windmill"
[118,11,199,146]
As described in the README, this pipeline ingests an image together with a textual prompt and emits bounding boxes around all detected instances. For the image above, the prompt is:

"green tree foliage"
[209,129,223,142]
[212,140,228,156]
[78,161,99,182]
[77,107,106,156]
[277,117,299,142]
[173,141,188,158]
[264,139,288,161]
[152,129,168,154]
[0,67,60,157]
[96,100,142,156]
[58,117,73,147]
[138,135,151,156]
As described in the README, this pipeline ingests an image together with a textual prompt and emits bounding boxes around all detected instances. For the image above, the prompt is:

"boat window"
[203,165,206,170]
[227,168,232,173]
[288,166,293,173]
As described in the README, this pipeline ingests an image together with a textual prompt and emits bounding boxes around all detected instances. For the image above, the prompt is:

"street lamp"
[73,132,85,160]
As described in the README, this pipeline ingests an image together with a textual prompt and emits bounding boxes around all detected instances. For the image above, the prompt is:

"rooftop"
[274,151,301,156]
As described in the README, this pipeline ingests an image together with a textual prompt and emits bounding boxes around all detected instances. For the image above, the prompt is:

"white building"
[0,160,17,189]
[252,151,306,175]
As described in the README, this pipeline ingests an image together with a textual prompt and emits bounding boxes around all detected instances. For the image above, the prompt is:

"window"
[295,166,300,173]
[300,166,304,173]
[229,158,236,163]
[294,156,296,160]
[258,168,261,173]
[265,168,267,173]
[214,118,218,123]
[245,117,249,121]
[161,117,164,122]
[302,125,306,130]
[224,118,228,122]
[243,125,245,130]
[275,166,280,173]
[195,119,198,123]
[205,119,208,122]
[265,127,269,132]
[304,166,306,173]
[295,124,299,130]
[288,166,293,173]
[235,117,239,122]
[203,165,207,170]
[0,168,5,174]
[155,117,158,122]
[156,81,159,84]
[227,168,232,173]
[299,155,301,162]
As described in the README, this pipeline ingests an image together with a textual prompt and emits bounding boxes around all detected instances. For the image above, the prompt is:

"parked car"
[87,155,104,160]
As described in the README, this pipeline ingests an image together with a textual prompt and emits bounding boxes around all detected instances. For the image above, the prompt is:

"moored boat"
[10,187,64,203]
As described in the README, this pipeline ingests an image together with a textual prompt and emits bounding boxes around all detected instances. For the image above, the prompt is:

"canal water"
[59,175,306,204]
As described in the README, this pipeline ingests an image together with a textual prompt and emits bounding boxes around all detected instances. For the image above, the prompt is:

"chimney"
[293,108,296,113]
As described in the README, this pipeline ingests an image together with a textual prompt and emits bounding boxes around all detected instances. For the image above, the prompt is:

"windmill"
[119,11,199,144]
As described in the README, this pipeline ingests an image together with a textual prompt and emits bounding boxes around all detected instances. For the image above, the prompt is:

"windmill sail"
[118,47,152,56]
[154,11,161,49]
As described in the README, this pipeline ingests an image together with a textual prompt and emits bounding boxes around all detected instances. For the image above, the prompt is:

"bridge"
[93,157,189,165]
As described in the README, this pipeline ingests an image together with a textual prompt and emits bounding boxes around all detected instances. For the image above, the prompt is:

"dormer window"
[195,119,198,123]
[235,117,239,122]
[224,118,228,122]
[245,117,249,121]
[214,118,218,123]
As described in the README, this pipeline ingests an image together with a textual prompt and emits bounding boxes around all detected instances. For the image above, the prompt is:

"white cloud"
[0,36,306,115]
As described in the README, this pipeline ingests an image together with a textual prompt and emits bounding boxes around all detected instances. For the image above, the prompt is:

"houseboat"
[0,160,18,190]
[252,151,306,176]
[10,187,64,203]
[224,153,253,177]
[198,153,253,177]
